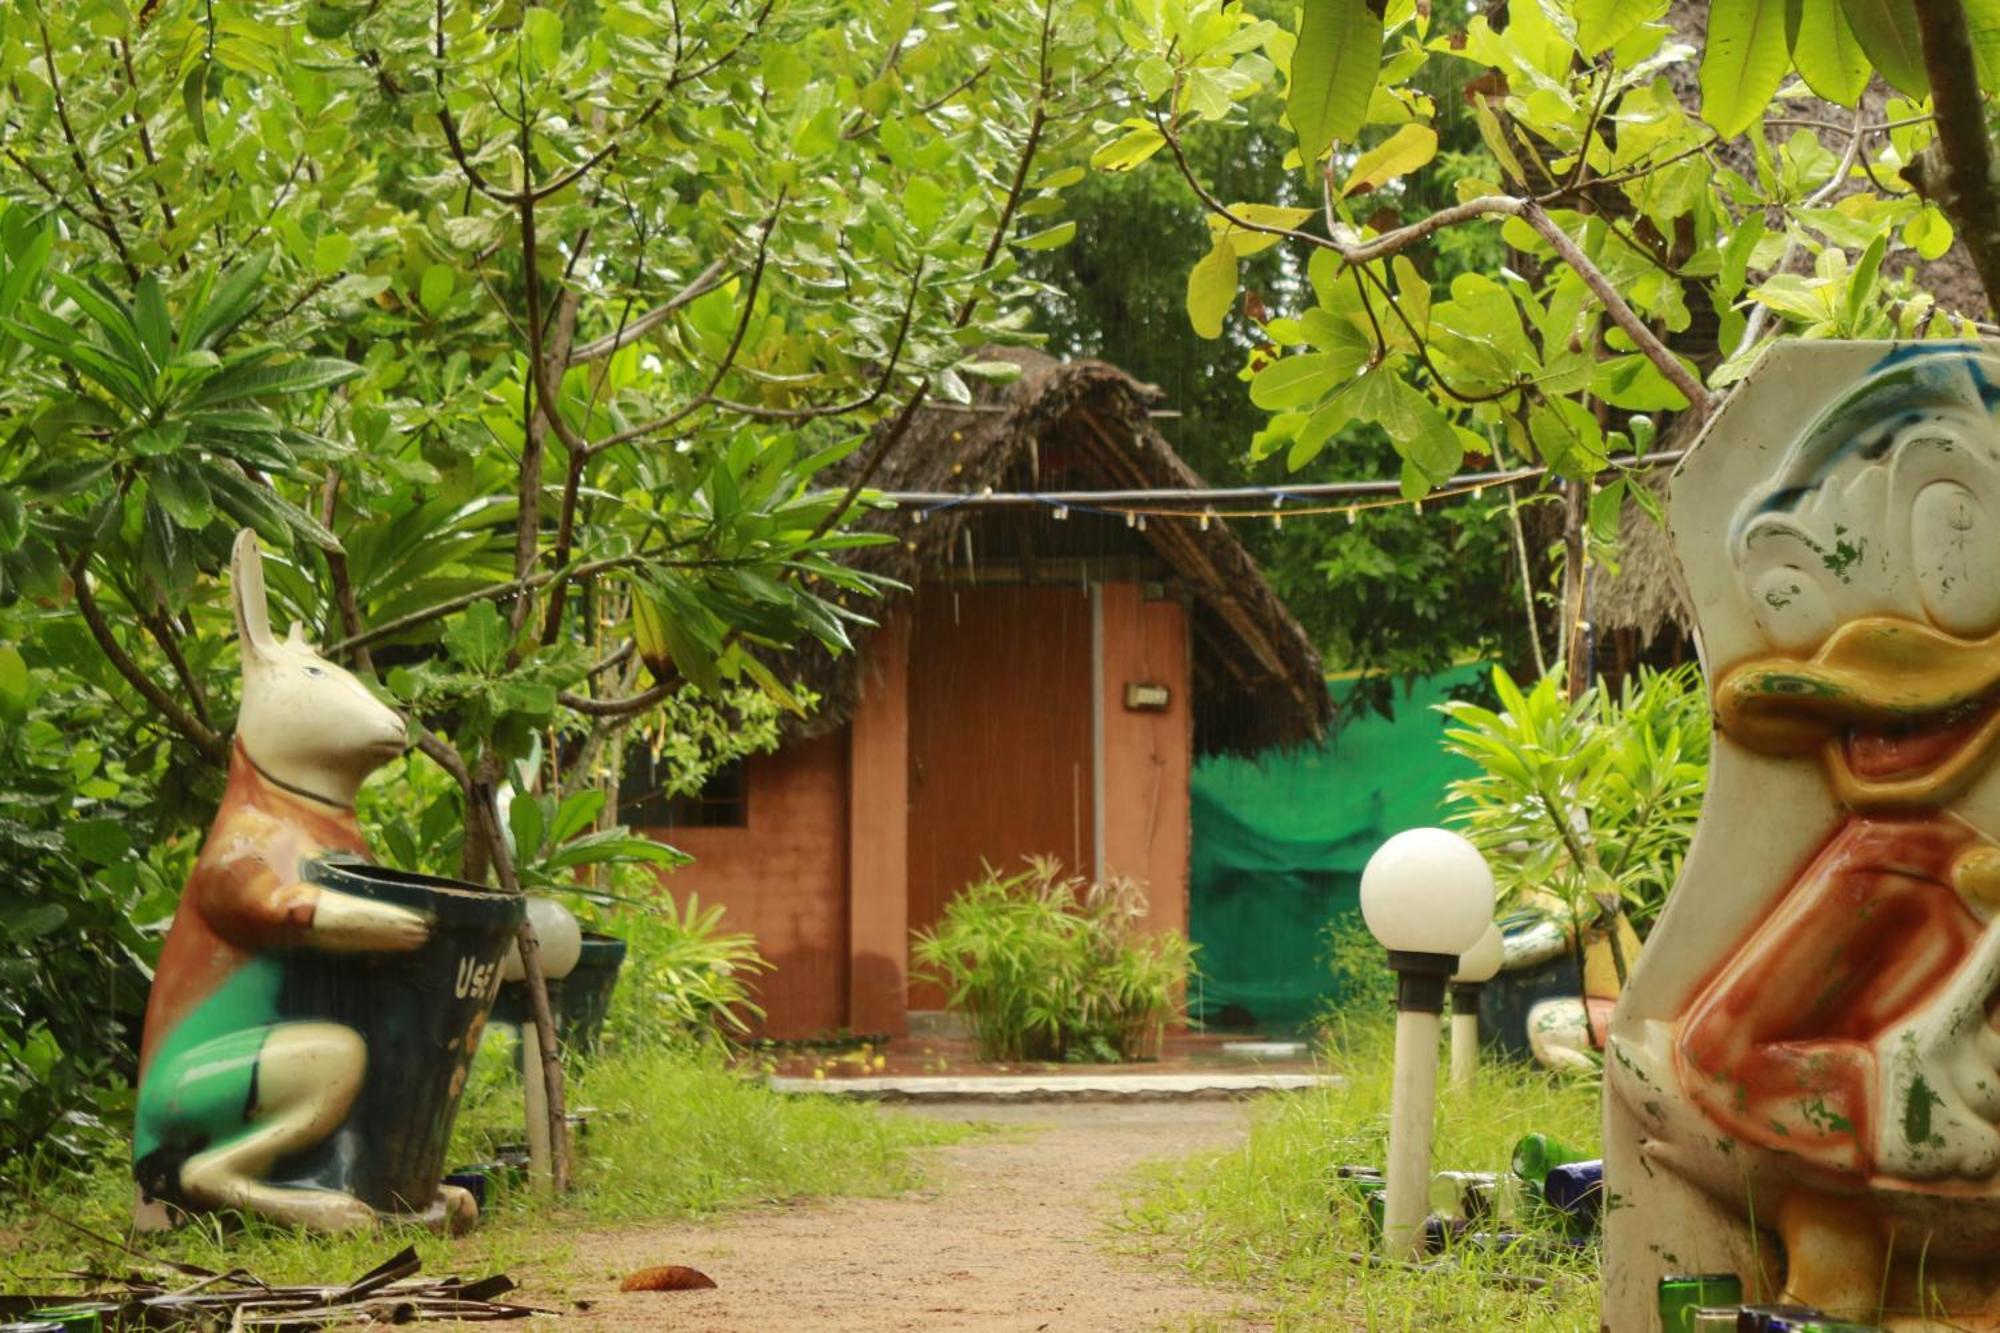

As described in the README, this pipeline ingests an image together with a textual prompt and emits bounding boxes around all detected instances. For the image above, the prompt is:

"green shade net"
[1189,663,1486,1032]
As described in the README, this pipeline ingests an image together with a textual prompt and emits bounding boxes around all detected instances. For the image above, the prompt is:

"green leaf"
[522,6,565,68]
[0,644,28,721]
[187,356,360,408]
[1700,0,1790,137]
[149,456,216,529]
[1589,478,1626,544]
[1385,379,1461,484]
[1786,0,1871,105]
[1837,0,1928,95]
[1015,220,1076,251]
[509,791,546,861]
[1846,227,1887,328]
[182,62,210,145]
[419,264,455,312]
[1090,124,1166,172]
[905,177,948,232]
[1186,237,1238,340]
[793,104,841,157]
[64,818,129,867]
[313,232,353,275]
[181,253,272,351]
[204,467,339,550]
[443,600,511,675]
[1904,205,1954,261]
[1574,0,1668,54]
[549,789,607,846]
[1968,0,2000,88]
[1341,124,1438,197]
[130,421,188,457]
[1250,353,1341,410]
[1288,0,1383,167]
[134,275,172,368]
[0,491,23,553]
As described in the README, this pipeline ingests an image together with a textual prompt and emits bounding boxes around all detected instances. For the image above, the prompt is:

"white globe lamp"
[1358,827,1496,1260]
[502,895,584,983]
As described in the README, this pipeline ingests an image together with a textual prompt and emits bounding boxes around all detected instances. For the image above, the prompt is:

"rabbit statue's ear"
[230,529,278,661]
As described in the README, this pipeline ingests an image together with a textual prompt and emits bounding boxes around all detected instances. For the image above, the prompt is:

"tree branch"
[582,203,783,457]
[72,559,229,766]
[326,555,644,657]
[319,470,376,676]
[1911,1,2000,317]
[1158,110,1718,419]
[1515,203,1715,418]
[35,8,140,283]
[566,258,729,364]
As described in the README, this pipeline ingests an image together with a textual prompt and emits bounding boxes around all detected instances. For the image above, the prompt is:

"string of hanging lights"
[871,448,1686,529]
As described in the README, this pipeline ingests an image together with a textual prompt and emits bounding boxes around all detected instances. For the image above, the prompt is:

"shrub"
[592,888,771,1050]
[911,858,1196,1063]
[1440,663,1709,939]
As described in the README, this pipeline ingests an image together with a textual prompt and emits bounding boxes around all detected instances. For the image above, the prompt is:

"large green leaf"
[1288,0,1383,167]
[1574,0,1669,54]
[1186,237,1238,339]
[1786,0,1872,105]
[1837,0,1927,95]
[149,456,217,529]
[1968,0,2000,88]
[186,356,361,408]
[178,252,272,352]
[1700,0,1790,137]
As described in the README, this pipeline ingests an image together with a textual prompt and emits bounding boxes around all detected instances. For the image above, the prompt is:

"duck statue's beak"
[1717,615,2000,811]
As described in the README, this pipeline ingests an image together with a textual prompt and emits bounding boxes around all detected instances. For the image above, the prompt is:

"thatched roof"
[790,348,1330,756]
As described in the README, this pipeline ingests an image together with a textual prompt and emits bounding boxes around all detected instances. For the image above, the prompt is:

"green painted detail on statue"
[133,956,283,1163]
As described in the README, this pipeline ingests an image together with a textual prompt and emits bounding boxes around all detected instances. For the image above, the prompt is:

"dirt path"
[546,1101,1260,1331]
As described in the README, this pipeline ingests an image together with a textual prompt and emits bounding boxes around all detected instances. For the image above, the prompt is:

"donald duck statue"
[1605,343,2000,1330]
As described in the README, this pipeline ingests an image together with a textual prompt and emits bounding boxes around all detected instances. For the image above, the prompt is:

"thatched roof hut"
[789,348,1331,756]
[1592,469,1694,642]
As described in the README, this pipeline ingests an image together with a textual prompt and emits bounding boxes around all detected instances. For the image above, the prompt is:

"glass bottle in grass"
[1733,1307,1888,1331]
[1656,1274,1743,1332]
[1510,1131,1586,1188]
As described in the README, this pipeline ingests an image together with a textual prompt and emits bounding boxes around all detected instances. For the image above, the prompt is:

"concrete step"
[765,1071,1339,1102]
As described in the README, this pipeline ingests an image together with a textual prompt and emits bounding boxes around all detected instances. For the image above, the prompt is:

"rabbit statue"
[132,530,494,1234]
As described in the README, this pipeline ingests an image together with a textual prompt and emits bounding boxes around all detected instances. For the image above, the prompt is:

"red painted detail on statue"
[137,742,371,1077]
[1675,816,1988,1177]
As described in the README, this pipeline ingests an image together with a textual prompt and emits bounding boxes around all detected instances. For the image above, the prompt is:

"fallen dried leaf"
[619,1265,718,1293]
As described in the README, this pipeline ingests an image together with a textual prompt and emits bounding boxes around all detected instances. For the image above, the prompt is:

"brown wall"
[848,610,911,1036]
[1096,583,1193,938]
[905,583,1096,1007]
[651,732,851,1039]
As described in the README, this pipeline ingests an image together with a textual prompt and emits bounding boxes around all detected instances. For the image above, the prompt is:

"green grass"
[0,1035,965,1300]
[1115,1018,1603,1331]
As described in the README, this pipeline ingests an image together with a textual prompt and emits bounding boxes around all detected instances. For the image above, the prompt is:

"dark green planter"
[493,930,627,1061]
[560,932,628,1056]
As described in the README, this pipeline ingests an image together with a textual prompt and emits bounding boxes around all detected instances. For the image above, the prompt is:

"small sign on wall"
[1123,682,1171,712]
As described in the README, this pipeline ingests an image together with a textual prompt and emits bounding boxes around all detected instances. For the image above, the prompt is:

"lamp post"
[1360,827,1495,1260]
[1449,923,1504,1091]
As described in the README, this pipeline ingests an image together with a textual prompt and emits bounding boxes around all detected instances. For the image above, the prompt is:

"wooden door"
[905,584,1095,1009]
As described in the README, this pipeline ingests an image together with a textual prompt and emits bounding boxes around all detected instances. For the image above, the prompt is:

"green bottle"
[1656,1275,1744,1332]
[1510,1131,1585,1188]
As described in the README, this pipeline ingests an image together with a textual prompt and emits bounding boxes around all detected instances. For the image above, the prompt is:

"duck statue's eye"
[304,665,326,679]
[1741,517,1839,654]
[1912,480,2000,637]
